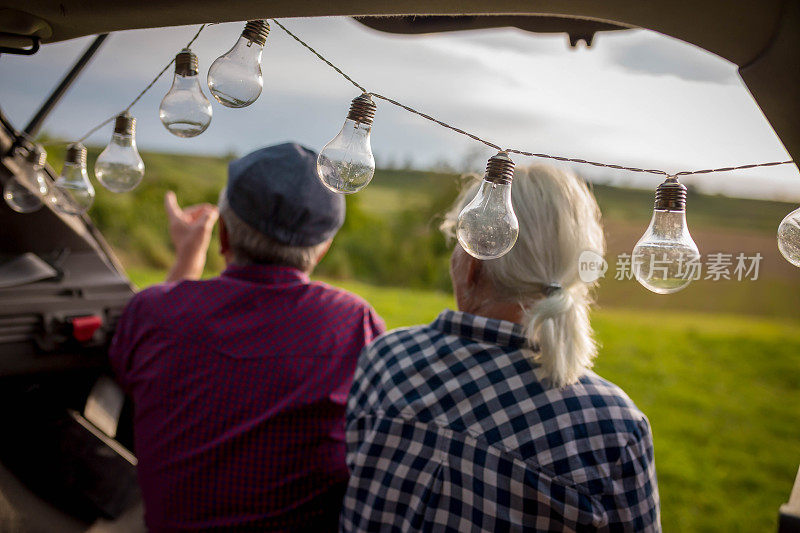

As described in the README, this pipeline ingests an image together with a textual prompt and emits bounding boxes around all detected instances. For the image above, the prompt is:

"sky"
[0,17,798,201]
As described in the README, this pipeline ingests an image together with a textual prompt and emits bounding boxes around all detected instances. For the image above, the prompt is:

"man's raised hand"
[164,191,219,282]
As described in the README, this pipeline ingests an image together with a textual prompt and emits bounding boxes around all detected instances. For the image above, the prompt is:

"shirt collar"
[222,264,310,285]
[432,309,532,350]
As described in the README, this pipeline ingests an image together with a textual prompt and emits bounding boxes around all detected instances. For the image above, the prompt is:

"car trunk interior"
[0,112,140,530]
[0,2,798,530]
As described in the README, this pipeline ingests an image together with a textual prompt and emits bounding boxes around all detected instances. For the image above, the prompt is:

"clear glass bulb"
[4,178,43,213]
[3,150,50,213]
[54,143,95,215]
[317,118,375,194]
[777,206,800,267]
[457,179,519,260]
[207,33,264,108]
[632,209,700,294]
[95,113,145,192]
[160,49,212,138]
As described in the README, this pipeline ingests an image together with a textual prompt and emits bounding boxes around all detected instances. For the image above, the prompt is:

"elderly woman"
[341,164,660,532]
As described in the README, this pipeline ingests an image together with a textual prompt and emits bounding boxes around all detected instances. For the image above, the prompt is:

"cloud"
[0,18,795,200]
[599,30,740,85]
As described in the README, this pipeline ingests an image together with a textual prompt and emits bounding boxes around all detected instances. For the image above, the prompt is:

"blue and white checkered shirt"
[342,309,660,532]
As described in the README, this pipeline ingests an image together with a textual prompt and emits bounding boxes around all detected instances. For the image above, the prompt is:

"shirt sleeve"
[108,293,142,393]
[612,416,661,532]
[363,306,386,344]
[343,306,386,414]
[344,339,381,474]
[108,285,171,392]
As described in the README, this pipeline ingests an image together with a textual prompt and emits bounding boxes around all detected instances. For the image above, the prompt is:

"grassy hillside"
[43,146,800,318]
[591,182,796,235]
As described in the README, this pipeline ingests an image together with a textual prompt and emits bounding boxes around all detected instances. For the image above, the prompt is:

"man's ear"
[219,217,230,256]
[304,240,332,274]
[316,241,332,264]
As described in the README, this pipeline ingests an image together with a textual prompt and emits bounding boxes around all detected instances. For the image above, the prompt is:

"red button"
[71,315,103,342]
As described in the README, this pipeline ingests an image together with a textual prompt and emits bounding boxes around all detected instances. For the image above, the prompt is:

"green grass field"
[126,268,800,532]
[308,279,800,533]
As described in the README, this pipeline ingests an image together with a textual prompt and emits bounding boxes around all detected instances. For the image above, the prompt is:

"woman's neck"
[462,299,525,325]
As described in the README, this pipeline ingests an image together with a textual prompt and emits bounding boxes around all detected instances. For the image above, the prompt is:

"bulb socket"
[175,48,199,76]
[242,20,269,47]
[113,112,136,136]
[25,145,47,167]
[654,176,687,211]
[484,151,515,185]
[65,143,87,167]
[346,93,377,125]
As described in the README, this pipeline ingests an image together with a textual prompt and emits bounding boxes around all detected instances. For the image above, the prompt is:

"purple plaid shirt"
[109,264,385,532]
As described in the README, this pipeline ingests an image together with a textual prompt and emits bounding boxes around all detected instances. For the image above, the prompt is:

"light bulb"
[777,206,800,267]
[159,48,212,137]
[54,142,95,215]
[3,146,50,213]
[456,151,519,260]
[95,112,145,192]
[632,176,700,294]
[3,179,42,213]
[317,93,376,194]
[207,20,269,108]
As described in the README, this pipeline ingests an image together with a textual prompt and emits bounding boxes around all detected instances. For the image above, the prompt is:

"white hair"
[442,164,606,388]
[218,191,329,272]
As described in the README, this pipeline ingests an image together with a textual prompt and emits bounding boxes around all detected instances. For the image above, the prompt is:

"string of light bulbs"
[6,24,213,215]
[4,18,800,295]
[270,19,795,178]
[269,18,800,286]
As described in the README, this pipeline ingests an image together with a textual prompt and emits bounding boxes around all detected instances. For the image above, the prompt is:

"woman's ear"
[451,245,482,288]
[466,255,482,287]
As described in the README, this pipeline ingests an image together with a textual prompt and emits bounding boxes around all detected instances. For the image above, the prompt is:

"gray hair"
[442,164,606,388]
[218,190,330,272]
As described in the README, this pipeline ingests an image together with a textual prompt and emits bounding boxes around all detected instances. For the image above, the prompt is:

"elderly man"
[110,143,385,532]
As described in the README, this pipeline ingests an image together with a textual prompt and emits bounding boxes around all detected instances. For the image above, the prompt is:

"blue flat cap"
[226,143,346,247]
